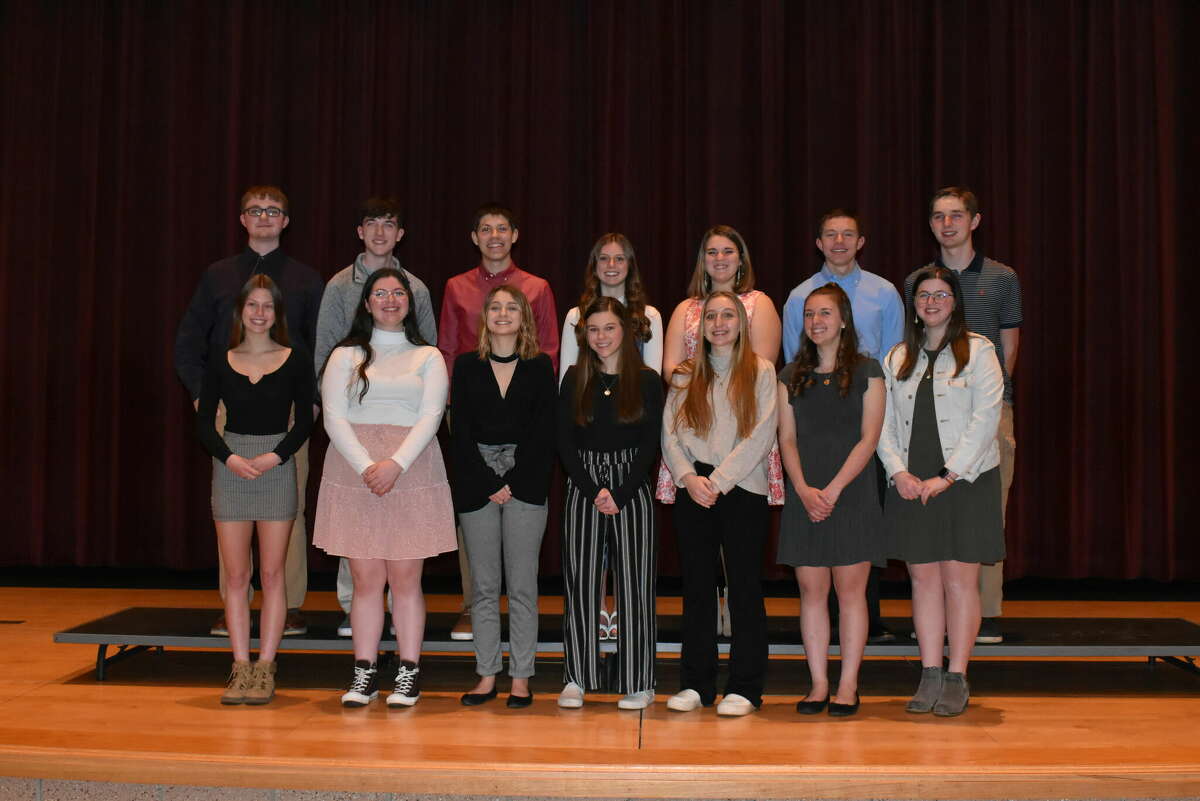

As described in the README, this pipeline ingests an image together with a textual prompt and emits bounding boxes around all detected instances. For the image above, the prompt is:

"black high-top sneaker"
[341,659,378,708]
[386,660,421,707]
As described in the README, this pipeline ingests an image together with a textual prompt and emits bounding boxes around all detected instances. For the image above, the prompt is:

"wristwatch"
[937,467,958,484]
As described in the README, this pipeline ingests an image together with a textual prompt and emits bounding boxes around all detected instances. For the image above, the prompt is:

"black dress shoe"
[460,687,498,706]
[795,697,829,715]
[828,694,860,717]
[506,692,533,708]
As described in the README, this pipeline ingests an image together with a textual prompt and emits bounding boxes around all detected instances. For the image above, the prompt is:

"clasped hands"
[893,471,951,505]
[797,483,843,523]
[225,452,282,480]
[361,459,403,496]
[682,473,721,509]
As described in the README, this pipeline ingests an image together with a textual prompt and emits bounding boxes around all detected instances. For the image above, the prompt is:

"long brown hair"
[474,285,541,360]
[685,225,756,298]
[671,291,760,438]
[894,266,969,380]
[572,296,647,425]
[228,273,290,348]
[787,283,863,399]
[323,268,427,403]
[577,233,651,343]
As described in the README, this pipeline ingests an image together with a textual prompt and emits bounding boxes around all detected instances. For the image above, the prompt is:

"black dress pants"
[673,485,769,707]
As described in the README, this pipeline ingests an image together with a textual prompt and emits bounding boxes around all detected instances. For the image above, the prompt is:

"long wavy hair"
[228,273,290,349]
[671,291,760,439]
[572,296,647,425]
[787,283,864,399]
[475,285,541,360]
[577,233,652,343]
[894,266,969,380]
[685,225,756,298]
[325,268,427,402]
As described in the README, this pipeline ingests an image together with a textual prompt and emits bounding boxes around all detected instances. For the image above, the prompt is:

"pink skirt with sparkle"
[313,423,457,560]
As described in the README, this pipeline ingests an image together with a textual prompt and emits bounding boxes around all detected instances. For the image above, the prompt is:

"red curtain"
[0,0,1193,579]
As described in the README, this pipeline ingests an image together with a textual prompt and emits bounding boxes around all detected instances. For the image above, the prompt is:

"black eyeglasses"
[243,206,285,218]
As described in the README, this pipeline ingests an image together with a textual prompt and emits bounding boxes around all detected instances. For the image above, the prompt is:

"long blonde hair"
[671,291,760,439]
[474,285,541,361]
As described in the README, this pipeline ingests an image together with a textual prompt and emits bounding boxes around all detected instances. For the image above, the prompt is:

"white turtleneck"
[322,328,448,474]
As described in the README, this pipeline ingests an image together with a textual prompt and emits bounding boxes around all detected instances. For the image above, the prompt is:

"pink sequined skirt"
[313,423,457,560]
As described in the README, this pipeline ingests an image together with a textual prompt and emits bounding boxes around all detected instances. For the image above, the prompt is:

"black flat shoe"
[460,687,498,706]
[506,692,533,708]
[828,694,860,717]
[795,697,829,715]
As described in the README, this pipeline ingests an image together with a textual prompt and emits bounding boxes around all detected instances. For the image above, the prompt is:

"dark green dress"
[777,359,885,567]
[884,348,1004,564]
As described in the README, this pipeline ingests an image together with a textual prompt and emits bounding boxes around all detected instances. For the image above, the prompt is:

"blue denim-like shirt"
[782,263,904,364]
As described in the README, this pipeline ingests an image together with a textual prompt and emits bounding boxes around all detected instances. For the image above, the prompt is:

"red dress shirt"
[437,262,560,381]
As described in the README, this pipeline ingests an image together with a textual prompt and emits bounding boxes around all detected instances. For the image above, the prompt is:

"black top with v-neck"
[196,347,315,464]
[450,351,557,513]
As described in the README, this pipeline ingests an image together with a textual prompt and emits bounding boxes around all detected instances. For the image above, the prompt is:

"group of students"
[178,185,1020,720]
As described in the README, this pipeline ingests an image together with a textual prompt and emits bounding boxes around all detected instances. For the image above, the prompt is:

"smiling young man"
[782,209,904,642]
[174,185,324,637]
[313,196,438,637]
[437,203,560,640]
[904,186,1023,644]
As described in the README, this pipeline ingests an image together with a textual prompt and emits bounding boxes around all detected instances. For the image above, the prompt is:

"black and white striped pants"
[561,448,657,694]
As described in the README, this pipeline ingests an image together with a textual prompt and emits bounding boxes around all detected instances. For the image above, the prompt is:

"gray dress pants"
[459,498,548,678]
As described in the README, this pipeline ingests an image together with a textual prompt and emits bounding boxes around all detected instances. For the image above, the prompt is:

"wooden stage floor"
[4,586,1200,799]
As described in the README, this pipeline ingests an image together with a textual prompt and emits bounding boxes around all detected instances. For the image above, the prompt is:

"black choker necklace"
[489,351,519,363]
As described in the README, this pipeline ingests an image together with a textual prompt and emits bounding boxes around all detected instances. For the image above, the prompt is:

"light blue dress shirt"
[782,262,904,363]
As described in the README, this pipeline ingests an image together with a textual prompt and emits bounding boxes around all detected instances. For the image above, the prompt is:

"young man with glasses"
[904,186,1023,644]
[437,203,560,640]
[174,185,324,637]
[313,196,438,637]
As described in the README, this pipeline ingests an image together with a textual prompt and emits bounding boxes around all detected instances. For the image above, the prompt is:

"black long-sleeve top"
[196,347,316,464]
[450,352,557,513]
[557,365,664,510]
[174,247,324,401]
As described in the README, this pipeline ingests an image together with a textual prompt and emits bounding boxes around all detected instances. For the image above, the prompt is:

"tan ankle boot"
[220,660,252,705]
[243,660,276,705]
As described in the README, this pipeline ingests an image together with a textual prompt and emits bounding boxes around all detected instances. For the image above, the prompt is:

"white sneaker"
[557,682,585,708]
[666,688,702,712]
[617,689,655,710]
[716,693,755,716]
[336,615,352,637]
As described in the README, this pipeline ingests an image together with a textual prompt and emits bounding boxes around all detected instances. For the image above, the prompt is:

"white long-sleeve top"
[322,328,448,475]
[559,302,664,383]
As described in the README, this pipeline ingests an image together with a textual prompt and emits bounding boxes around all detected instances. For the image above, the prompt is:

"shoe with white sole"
[666,688,702,712]
[617,689,655,710]
[336,615,352,637]
[341,660,378,708]
[557,682,584,708]
[386,660,420,707]
[716,693,756,716]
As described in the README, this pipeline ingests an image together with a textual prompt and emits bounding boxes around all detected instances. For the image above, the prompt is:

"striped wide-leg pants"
[561,448,657,694]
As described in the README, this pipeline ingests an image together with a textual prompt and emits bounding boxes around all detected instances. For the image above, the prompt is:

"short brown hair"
[929,186,978,218]
[815,208,865,238]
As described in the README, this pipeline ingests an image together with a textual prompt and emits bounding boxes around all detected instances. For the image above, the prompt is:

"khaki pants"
[979,401,1015,618]
[214,403,309,609]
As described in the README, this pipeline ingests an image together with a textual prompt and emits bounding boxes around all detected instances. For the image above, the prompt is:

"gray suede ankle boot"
[933,671,970,716]
[905,666,944,713]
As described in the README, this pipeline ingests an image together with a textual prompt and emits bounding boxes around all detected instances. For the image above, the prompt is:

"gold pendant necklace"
[600,374,617,397]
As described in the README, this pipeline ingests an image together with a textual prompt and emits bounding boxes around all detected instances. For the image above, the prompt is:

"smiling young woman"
[195,273,314,706]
